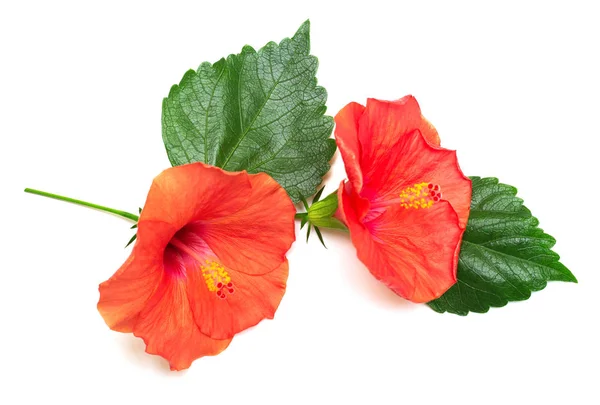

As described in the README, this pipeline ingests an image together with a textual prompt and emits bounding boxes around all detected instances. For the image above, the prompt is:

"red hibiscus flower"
[97,163,295,370]
[335,96,471,303]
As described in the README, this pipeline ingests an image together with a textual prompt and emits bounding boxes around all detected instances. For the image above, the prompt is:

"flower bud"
[307,193,347,230]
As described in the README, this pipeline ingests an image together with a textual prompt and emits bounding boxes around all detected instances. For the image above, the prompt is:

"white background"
[2,1,599,404]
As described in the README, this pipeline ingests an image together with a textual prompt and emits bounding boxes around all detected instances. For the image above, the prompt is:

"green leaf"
[306,223,312,242]
[162,21,335,202]
[428,177,576,315]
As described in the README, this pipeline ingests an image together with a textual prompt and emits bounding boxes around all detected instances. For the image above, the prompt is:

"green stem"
[24,188,139,222]
[295,213,307,220]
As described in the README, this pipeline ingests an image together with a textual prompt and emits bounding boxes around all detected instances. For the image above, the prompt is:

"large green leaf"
[162,21,335,202]
[428,177,576,315]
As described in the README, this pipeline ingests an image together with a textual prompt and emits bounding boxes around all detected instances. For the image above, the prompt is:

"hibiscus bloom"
[97,163,295,370]
[335,96,471,303]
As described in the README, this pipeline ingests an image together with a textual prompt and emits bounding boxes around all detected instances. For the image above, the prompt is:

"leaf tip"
[294,19,311,40]
[181,69,197,83]
[166,83,181,98]
[241,44,257,55]
[564,270,578,283]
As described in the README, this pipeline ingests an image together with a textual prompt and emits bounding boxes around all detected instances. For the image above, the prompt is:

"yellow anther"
[199,260,232,292]
[398,182,439,210]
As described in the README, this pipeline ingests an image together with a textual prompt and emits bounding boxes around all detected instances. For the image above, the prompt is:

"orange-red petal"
[359,97,440,153]
[339,186,463,303]
[140,162,252,230]
[133,272,231,371]
[334,102,366,193]
[334,96,440,198]
[201,172,296,275]
[97,220,174,332]
[362,130,471,227]
[187,260,289,340]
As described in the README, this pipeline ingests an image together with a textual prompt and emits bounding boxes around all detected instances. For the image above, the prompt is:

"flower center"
[168,229,236,300]
[200,259,236,299]
[399,182,442,209]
